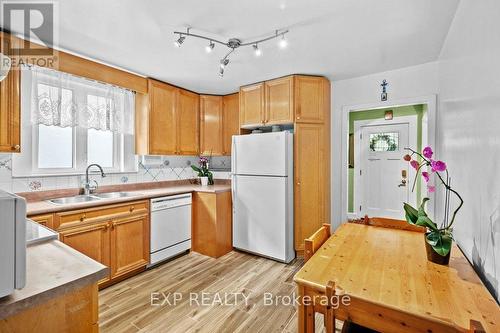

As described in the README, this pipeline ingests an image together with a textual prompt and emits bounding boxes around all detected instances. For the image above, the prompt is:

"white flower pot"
[200,176,209,186]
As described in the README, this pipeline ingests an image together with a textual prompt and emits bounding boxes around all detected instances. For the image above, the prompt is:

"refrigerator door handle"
[231,137,236,175]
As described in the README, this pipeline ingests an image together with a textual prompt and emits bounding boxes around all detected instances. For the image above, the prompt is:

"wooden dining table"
[293,223,500,333]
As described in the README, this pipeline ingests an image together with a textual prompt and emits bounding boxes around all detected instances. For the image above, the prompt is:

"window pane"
[369,132,399,152]
[87,129,114,167]
[38,125,73,168]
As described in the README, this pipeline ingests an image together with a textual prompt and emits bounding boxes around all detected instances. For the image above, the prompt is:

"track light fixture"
[279,33,288,49]
[173,27,289,77]
[253,44,262,57]
[174,35,185,48]
[205,40,215,53]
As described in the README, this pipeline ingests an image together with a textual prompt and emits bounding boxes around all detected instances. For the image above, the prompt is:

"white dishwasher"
[149,193,192,266]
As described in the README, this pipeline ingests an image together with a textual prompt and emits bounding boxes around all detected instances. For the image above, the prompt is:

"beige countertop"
[0,240,108,320]
[26,183,231,216]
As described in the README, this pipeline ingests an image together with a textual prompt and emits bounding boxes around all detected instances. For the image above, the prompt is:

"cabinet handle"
[111,222,115,230]
[80,214,86,222]
[129,206,135,212]
[103,225,108,231]
[12,145,20,150]
[296,116,301,120]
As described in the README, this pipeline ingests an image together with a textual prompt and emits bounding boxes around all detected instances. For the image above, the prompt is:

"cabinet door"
[59,222,111,283]
[177,89,199,155]
[110,214,149,279]
[149,80,177,154]
[200,95,223,155]
[265,76,294,125]
[0,33,20,153]
[29,214,54,229]
[222,93,239,155]
[294,123,325,252]
[239,83,264,127]
[294,76,327,123]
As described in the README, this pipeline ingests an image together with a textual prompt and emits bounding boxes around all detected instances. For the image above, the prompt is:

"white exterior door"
[357,122,413,219]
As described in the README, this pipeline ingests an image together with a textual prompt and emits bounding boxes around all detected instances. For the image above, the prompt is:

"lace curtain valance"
[27,65,134,135]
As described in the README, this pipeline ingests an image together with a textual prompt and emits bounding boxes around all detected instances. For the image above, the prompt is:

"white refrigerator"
[231,131,295,263]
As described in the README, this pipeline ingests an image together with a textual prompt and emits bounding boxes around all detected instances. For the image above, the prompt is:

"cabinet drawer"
[54,200,149,229]
[29,213,55,229]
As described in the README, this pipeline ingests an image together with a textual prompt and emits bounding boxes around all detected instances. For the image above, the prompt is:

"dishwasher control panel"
[151,193,192,211]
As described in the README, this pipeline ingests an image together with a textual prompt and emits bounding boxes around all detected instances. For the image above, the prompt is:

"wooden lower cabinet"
[192,191,232,258]
[44,200,150,288]
[0,283,98,332]
[59,222,111,285]
[110,214,150,279]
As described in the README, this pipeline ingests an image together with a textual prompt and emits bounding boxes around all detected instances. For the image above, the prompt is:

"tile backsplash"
[0,154,231,193]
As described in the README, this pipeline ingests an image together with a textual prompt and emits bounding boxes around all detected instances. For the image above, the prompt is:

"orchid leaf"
[403,203,419,225]
[418,197,430,217]
[416,215,438,231]
[191,165,203,177]
[426,231,452,257]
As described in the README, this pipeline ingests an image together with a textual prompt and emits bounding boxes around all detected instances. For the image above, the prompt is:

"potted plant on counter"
[402,146,463,265]
[191,156,214,186]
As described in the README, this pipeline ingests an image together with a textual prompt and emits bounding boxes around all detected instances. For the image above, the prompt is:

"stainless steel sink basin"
[49,195,101,205]
[93,192,139,199]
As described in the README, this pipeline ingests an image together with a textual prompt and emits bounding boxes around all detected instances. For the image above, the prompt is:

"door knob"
[398,179,407,187]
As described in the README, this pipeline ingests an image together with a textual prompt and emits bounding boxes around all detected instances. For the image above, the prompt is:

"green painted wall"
[348,104,426,213]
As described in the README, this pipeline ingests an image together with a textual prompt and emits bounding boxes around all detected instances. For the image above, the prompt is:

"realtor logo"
[1,1,58,68]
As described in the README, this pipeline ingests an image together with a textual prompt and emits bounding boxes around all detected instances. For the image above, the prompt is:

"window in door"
[369,132,399,152]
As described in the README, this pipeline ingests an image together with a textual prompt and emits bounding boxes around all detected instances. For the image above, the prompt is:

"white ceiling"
[52,0,458,94]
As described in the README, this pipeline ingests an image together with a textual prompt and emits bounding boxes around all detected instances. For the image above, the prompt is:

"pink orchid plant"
[402,146,463,258]
[191,156,214,185]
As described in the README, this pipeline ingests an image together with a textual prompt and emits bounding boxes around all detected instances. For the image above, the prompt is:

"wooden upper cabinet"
[0,33,20,153]
[110,213,149,279]
[294,123,326,252]
[177,89,199,155]
[136,79,202,156]
[239,83,264,127]
[200,95,223,155]
[148,79,177,155]
[222,93,239,155]
[294,76,328,123]
[265,76,294,125]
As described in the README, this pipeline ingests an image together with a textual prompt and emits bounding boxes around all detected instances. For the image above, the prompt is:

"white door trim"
[353,115,418,219]
[340,95,437,224]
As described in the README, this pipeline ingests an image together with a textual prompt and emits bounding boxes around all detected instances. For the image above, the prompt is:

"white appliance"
[0,190,26,298]
[231,131,295,263]
[149,193,192,266]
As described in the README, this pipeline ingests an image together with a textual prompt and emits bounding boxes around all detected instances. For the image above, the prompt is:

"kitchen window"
[12,66,137,177]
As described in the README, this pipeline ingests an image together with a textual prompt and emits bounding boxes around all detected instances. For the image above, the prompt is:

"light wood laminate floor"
[99,251,331,333]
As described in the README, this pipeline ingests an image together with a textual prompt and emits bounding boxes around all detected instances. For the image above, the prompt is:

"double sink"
[48,192,139,205]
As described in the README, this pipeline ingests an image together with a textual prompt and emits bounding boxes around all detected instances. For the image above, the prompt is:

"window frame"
[11,68,138,178]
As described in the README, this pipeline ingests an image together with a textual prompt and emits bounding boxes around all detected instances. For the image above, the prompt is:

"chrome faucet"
[83,164,106,195]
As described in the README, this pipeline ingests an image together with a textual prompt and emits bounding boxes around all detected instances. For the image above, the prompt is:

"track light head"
[205,41,215,53]
[220,58,229,69]
[219,67,224,77]
[174,35,185,48]
[253,44,262,57]
[279,34,288,49]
